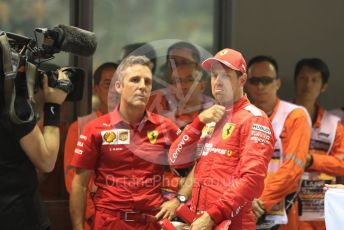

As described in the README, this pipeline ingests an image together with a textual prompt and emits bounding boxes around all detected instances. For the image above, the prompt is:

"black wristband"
[43,103,61,127]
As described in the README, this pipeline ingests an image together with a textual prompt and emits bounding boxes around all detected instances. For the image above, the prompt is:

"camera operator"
[0,70,68,230]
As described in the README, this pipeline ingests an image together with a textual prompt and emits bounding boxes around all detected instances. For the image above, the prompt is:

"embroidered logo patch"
[101,129,130,145]
[103,131,116,143]
[220,49,228,56]
[222,123,236,140]
[118,130,129,142]
[252,124,271,135]
[147,130,159,144]
[201,123,215,138]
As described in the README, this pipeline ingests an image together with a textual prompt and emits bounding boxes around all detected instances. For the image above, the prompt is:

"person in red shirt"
[294,58,344,230]
[245,55,311,230]
[64,62,118,230]
[69,56,180,230]
[147,41,214,129]
[160,48,275,230]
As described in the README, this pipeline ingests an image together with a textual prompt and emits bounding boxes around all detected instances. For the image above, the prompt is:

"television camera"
[0,24,97,123]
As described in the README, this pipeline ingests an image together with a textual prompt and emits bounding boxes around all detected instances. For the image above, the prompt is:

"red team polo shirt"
[71,107,179,212]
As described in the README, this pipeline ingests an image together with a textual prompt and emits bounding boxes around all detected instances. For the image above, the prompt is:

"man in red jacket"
[161,48,275,230]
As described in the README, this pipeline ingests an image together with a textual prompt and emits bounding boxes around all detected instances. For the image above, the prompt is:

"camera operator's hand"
[43,69,69,104]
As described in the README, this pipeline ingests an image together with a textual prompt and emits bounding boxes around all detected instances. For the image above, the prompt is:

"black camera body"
[37,67,85,101]
[0,25,97,122]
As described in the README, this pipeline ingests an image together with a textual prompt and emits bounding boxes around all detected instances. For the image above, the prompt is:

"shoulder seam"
[244,104,263,116]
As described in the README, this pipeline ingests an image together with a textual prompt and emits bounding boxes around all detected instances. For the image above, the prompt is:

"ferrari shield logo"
[147,130,159,144]
[220,49,228,56]
[222,123,236,140]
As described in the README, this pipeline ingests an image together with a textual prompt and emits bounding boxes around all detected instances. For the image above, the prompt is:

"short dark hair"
[294,58,330,84]
[94,62,118,85]
[247,55,279,75]
[166,41,200,64]
[121,42,157,74]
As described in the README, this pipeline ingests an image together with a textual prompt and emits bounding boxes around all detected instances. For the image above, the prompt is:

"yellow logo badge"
[201,124,215,137]
[222,123,236,140]
[227,150,232,157]
[220,49,228,56]
[147,130,159,144]
[119,131,129,141]
[103,131,116,143]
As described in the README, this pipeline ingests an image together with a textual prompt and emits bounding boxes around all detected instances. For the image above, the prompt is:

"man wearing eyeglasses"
[147,41,214,129]
[245,55,311,230]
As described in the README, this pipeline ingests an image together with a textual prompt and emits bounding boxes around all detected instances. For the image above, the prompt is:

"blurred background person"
[147,41,214,129]
[64,62,118,230]
[294,58,344,230]
[120,42,157,75]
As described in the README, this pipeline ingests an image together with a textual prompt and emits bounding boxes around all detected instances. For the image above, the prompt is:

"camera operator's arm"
[19,71,68,172]
[70,168,92,230]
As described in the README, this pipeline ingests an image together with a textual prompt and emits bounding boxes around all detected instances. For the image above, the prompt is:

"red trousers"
[92,209,161,230]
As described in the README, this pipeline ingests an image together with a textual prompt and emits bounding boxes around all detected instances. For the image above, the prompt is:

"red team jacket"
[169,96,275,230]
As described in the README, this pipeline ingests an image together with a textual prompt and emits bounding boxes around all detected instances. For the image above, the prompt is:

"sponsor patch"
[222,123,236,140]
[101,129,130,145]
[77,141,84,147]
[250,136,270,144]
[74,148,83,155]
[176,129,182,135]
[201,143,229,156]
[147,130,159,144]
[118,130,129,142]
[252,123,271,135]
[80,135,87,140]
[201,123,215,138]
[110,147,124,151]
[251,130,270,140]
[103,131,116,143]
[170,134,190,163]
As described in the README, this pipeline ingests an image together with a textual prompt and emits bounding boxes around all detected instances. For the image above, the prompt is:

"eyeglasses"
[168,59,197,68]
[247,76,277,85]
[171,76,201,85]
